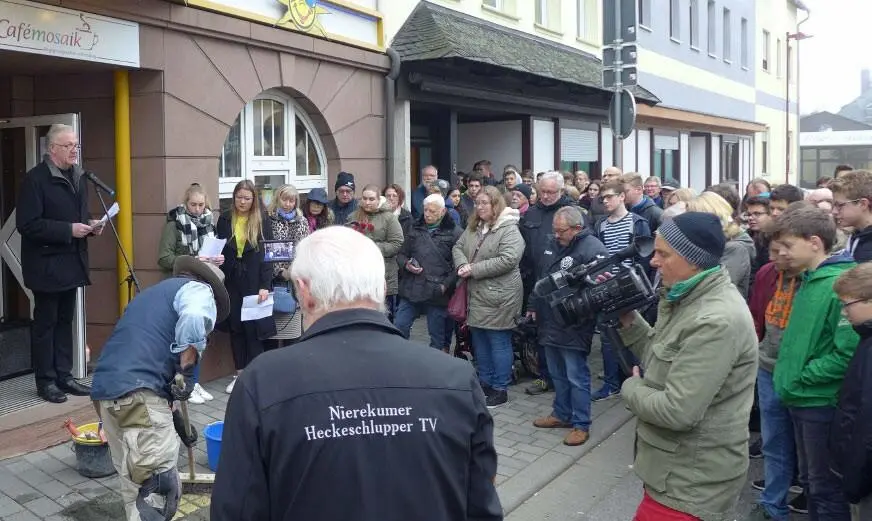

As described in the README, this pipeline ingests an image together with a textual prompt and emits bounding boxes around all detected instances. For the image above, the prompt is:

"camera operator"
[614,212,758,520]
[529,206,607,446]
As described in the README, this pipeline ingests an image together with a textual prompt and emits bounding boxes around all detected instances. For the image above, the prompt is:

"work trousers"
[100,391,180,521]
[31,288,77,387]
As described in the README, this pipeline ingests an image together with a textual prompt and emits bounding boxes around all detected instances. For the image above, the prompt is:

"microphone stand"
[92,184,140,303]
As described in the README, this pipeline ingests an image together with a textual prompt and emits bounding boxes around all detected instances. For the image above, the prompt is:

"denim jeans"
[544,346,591,430]
[469,327,514,391]
[791,406,852,521]
[599,334,622,393]
[393,298,453,350]
[757,368,795,521]
[535,344,552,385]
[191,364,200,386]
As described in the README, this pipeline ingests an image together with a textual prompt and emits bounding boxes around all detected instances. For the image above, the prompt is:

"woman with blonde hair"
[265,184,309,347]
[453,185,524,408]
[156,182,222,403]
[687,191,755,298]
[665,187,697,208]
[216,180,274,394]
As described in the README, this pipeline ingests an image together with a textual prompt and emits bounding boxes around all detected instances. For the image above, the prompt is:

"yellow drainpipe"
[114,70,134,314]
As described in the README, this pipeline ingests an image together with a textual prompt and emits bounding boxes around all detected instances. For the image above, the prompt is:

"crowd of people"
[17,123,872,521]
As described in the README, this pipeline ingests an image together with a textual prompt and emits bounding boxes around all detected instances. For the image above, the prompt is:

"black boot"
[38,383,68,403]
[57,379,91,396]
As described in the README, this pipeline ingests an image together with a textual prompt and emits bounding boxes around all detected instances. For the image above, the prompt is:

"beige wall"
[2,0,390,378]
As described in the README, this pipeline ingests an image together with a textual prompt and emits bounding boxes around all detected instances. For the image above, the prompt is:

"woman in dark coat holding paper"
[216,180,274,395]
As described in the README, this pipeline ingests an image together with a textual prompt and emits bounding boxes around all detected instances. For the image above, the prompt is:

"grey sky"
[799,0,868,114]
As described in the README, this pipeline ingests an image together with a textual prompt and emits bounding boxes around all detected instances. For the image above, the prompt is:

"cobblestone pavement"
[0,321,632,521]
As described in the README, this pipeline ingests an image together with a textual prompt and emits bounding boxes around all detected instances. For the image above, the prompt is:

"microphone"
[85,171,116,196]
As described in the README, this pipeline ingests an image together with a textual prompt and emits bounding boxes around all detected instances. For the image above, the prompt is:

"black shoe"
[486,390,508,408]
[751,478,764,491]
[57,379,91,396]
[749,438,763,459]
[37,383,68,404]
[788,492,808,514]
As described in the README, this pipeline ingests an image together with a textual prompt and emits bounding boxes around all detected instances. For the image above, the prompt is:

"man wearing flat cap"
[614,212,758,520]
[90,256,230,521]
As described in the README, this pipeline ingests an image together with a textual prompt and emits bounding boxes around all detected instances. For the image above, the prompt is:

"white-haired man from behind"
[211,226,503,521]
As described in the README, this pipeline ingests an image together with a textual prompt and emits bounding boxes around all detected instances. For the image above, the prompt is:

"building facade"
[382,0,805,193]
[0,0,388,413]
[800,111,872,188]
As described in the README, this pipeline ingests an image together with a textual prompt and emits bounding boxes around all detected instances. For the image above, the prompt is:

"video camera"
[532,236,657,326]
[531,237,658,375]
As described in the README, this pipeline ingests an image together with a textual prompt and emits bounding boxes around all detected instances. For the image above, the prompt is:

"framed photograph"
[263,240,294,263]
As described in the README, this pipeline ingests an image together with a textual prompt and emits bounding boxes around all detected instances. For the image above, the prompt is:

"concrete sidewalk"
[0,326,627,520]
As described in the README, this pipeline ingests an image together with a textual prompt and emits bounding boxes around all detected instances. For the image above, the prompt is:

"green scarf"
[666,266,721,302]
[427,218,442,233]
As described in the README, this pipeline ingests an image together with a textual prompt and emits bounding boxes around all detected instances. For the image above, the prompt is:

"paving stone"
[511,450,539,463]
[0,495,25,517]
[511,442,551,457]
[3,509,41,521]
[18,468,55,488]
[493,445,517,458]
[51,469,89,487]
[22,455,69,475]
[0,474,41,505]
[497,456,530,471]
[23,496,63,517]
[71,482,112,500]
[53,492,88,508]
[500,431,536,444]
[32,480,72,500]
[502,423,539,436]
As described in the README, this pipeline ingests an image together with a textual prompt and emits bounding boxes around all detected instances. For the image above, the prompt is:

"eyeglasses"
[746,211,769,218]
[336,188,354,195]
[553,227,572,234]
[52,143,80,150]
[842,298,870,309]
[833,199,861,210]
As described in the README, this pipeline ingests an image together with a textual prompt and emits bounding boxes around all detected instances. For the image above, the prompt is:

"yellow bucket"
[71,422,105,446]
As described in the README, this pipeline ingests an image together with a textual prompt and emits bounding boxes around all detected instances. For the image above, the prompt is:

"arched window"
[219,90,327,203]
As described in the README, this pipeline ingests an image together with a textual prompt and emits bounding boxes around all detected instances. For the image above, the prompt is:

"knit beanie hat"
[657,212,725,269]
[335,171,355,192]
[514,184,533,202]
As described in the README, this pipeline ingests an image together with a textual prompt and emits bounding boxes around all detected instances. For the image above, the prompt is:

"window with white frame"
[638,0,651,27]
[577,0,597,42]
[740,18,749,68]
[762,30,771,71]
[218,90,327,201]
[722,8,731,62]
[689,0,699,47]
[482,0,502,9]
[706,0,716,54]
[535,0,560,30]
[776,38,783,77]
[669,0,680,39]
[787,44,794,83]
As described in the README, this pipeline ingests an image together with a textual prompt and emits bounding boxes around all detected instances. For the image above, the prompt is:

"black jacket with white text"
[210,308,503,521]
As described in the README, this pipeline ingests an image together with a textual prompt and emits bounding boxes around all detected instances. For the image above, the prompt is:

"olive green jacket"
[618,269,758,521]
[452,208,525,330]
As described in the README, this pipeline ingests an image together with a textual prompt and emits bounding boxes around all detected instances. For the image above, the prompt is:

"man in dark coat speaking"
[16,123,104,403]
[211,225,503,521]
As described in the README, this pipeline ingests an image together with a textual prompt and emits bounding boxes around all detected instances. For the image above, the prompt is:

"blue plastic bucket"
[203,421,223,472]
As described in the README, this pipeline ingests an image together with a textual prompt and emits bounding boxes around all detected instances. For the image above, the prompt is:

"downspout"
[385,47,402,185]
[113,70,134,315]
[795,7,810,183]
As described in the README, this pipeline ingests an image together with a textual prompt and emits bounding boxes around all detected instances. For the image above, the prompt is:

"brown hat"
[173,256,230,323]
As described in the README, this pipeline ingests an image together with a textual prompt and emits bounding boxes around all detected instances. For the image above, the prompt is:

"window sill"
[576,36,599,47]
[690,45,700,52]
[534,23,563,37]
[480,5,520,21]
[724,58,732,65]
[669,37,682,45]
[741,65,749,71]
[639,24,653,33]
[708,52,717,59]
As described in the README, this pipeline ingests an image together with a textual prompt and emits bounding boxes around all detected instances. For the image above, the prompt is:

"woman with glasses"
[216,180,274,394]
[453,186,524,408]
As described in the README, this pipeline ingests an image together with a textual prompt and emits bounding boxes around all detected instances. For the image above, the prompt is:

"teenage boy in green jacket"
[772,202,859,519]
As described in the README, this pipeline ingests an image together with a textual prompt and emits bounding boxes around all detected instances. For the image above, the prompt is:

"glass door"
[0,114,87,379]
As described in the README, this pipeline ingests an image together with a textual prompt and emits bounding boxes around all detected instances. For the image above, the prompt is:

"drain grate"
[0,374,93,417]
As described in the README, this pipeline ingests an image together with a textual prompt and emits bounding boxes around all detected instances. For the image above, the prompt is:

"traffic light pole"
[612,2,624,171]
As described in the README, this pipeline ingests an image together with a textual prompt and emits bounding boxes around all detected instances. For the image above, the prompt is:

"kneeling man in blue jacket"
[90,256,229,521]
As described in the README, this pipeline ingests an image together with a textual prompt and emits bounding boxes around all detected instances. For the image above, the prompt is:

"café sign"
[0,0,140,67]
[179,0,383,50]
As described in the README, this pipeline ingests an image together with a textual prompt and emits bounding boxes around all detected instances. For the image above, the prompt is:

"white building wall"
[679,132,690,187]
[636,129,651,176]
[457,121,523,177]
[689,136,707,191]
[532,119,556,172]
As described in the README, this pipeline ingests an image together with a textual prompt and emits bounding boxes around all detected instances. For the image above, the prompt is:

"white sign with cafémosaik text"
[0,0,140,67]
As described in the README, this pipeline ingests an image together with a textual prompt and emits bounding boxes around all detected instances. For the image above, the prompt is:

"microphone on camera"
[84,171,116,197]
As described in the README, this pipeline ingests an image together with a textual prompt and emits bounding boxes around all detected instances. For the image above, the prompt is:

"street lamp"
[786,20,811,183]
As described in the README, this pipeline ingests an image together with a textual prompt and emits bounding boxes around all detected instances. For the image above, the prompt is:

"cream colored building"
[384,0,807,193]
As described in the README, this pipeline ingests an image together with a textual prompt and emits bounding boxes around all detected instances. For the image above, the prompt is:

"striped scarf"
[174,206,215,256]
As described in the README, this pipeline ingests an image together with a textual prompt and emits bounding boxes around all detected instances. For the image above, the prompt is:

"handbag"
[272,284,297,314]
[447,232,488,322]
